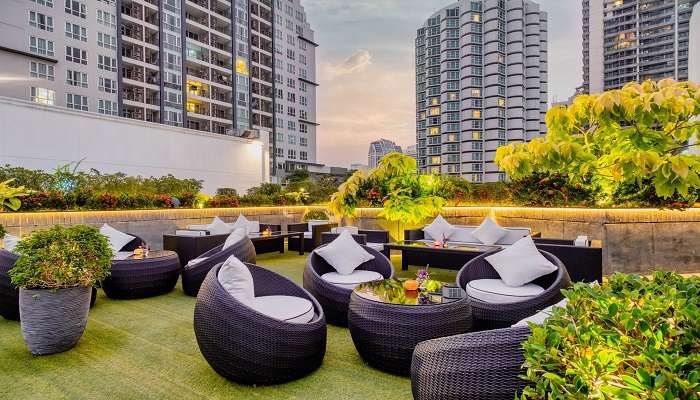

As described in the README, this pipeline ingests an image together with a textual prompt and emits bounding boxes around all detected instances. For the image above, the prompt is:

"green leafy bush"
[0,179,27,211]
[508,172,599,207]
[9,225,112,289]
[206,195,240,208]
[521,272,700,399]
[0,223,6,239]
[303,210,329,221]
[216,188,238,197]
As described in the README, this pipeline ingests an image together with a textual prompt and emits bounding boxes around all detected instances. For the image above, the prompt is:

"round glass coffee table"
[347,279,471,376]
[103,250,181,300]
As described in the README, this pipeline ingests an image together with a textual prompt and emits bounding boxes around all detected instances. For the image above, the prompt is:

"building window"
[30,61,54,81]
[300,137,308,147]
[31,0,54,7]
[300,151,308,161]
[98,99,118,115]
[472,110,481,118]
[472,131,481,140]
[66,46,87,64]
[97,32,117,50]
[288,135,296,145]
[275,147,284,157]
[66,70,88,87]
[65,22,87,42]
[30,87,55,105]
[97,10,117,28]
[299,123,308,133]
[29,11,54,31]
[288,149,296,159]
[65,0,86,18]
[472,174,483,183]
[30,36,54,56]
[66,93,88,110]
[99,77,116,93]
[98,55,117,71]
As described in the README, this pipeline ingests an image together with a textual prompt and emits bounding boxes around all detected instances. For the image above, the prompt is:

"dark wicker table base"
[103,252,181,300]
[347,293,472,376]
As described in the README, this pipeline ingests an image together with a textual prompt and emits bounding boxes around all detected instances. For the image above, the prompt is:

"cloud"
[320,49,372,80]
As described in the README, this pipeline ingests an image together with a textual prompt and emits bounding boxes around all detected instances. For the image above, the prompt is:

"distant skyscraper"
[0,0,317,178]
[404,144,417,160]
[415,0,548,182]
[690,2,700,83]
[582,0,700,94]
[368,138,402,168]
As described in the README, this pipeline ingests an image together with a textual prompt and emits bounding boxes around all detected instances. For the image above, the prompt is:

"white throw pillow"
[512,298,568,327]
[314,230,375,275]
[223,228,247,250]
[308,219,328,232]
[472,217,509,245]
[217,255,254,305]
[99,224,136,253]
[207,217,233,235]
[450,227,479,243]
[3,234,19,253]
[485,236,558,287]
[423,215,455,241]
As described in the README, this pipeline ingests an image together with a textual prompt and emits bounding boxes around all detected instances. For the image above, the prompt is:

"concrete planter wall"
[2,206,699,275]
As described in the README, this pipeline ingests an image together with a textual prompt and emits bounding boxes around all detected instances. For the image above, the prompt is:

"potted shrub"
[9,225,112,355]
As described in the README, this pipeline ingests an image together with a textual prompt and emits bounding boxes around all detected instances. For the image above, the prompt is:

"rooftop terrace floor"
[0,250,458,400]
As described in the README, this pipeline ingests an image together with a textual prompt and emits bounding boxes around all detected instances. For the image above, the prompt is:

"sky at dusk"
[302,0,583,167]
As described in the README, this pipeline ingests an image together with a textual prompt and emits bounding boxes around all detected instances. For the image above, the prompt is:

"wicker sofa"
[303,244,394,326]
[457,249,571,330]
[182,236,256,297]
[287,222,338,253]
[411,326,532,400]
[194,262,327,385]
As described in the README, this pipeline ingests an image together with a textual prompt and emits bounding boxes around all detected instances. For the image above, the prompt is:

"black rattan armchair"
[288,222,338,252]
[456,250,570,330]
[194,263,327,385]
[303,245,394,326]
[182,236,256,297]
[411,326,532,400]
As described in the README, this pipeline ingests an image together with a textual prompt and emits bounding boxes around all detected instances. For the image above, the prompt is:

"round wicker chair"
[411,326,532,400]
[194,263,327,385]
[456,249,571,330]
[182,236,256,297]
[2,249,97,320]
[303,245,394,326]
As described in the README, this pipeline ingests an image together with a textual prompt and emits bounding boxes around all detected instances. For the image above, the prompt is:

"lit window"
[471,89,481,96]
[472,131,481,140]
[498,98,506,107]
[30,87,55,105]
[429,107,441,116]
[472,13,480,22]
[428,127,440,135]
[473,110,481,118]
[430,97,439,105]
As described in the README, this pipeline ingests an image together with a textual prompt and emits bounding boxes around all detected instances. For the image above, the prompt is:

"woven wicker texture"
[194,263,327,385]
[303,244,394,326]
[182,237,256,297]
[456,249,571,330]
[411,326,531,400]
[0,249,20,320]
[348,293,472,376]
[103,251,181,300]
[19,286,92,355]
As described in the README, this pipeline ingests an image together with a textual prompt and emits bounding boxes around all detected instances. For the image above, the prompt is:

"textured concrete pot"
[19,286,91,355]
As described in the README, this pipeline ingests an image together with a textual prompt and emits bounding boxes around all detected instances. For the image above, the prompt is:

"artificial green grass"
[0,251,457,400]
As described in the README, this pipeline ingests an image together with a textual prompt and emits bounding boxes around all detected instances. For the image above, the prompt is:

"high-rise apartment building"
[582,0,699,94]
[415,0,548,182]
[0,0,316,177]
[368,138,402,168]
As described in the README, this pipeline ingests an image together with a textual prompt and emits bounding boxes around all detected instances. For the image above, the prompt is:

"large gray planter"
[19,286,91,355]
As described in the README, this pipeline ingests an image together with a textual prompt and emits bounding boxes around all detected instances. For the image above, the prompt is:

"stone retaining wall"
[2,206,700,275]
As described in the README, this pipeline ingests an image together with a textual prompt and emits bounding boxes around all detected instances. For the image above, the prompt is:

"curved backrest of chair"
[457,249,567,291]
[308,244,394,279]
[121,234,146,252]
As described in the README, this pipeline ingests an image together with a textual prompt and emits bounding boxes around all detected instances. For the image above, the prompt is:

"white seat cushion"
[222,228,247,250]
[250,295,314,324]
[466,279,544,304]
[3,234,19,252]
[207,217,233,235]
[472,217,509,245]
[423,215,455,241]
[100,224,136,253]
[217,255,254,305]
[186,257,209,267]
[303,231,312,239]
[366,242,384,252]
[321,270,383,290]
[485,236,558,287]
[314,230,375,275]
[308,220,328,232]
[512,298,568,327]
